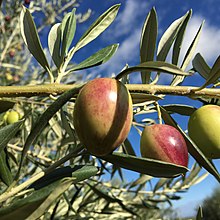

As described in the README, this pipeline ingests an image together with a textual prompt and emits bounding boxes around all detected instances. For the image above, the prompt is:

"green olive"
[4,111,20,124]
[188,105,220,159]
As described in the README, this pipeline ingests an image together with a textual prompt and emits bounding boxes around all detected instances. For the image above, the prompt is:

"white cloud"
[110,0,148,37]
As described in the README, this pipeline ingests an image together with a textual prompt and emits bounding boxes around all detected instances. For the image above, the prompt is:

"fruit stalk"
[0,84,219,98]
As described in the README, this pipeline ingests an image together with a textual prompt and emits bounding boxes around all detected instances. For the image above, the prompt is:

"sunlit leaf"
[153,178,169,192]
[61,8,76,59]
[101,152,188,178]
[74,4,120,52]
[157,11,189,61]
[20,6,50,72]
[192,53,211,79]
[172,10,192,65]
[140,7,158,84]
[68,44,119,72]
[115,61,190,80]
[196,55,220,90]
[172,21,204,86]
[129,174,152,189]
[48,23,62,68]
[181,22,204,71]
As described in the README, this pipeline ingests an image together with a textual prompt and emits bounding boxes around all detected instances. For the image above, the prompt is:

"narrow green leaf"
[180,163,201,188]
[153,178,169,192]
[16,85,83,179]
[196,206,203,220]
[129,174,152,189]
[20,6,50,72]
[172,21,204,86]
[0,150,13,186]
[157,12,188,61]
[101,152,188,178]
[160,106,220,183]
[196,55,220,90]
[0,178,62,220]
[162,104,197,116]
[74,4,120,52]
[0,166,98,220]
[131,93,162,104]
[192,53,211,79]
[123,138,136,156]
[60,108,75,141]
[181,22,204,70]
[69,44,119,72]
[172,10,192,65]
[48,23,62,68]
[28,178,74,220]
[0,101,14,113]
[61,8,76,58]
[0,120,24,153]
[140,7,158,83]
[191,172,209,185]
[115,61,190,80]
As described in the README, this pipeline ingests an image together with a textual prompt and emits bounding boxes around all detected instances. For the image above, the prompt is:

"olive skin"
[73,78,133,156]
[140,124,188,167]
[4,111,20,124]
[188,105,220,159]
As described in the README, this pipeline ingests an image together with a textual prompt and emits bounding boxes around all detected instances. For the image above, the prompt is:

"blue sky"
[69,0,220,217]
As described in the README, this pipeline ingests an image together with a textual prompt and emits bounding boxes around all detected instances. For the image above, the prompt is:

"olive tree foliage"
[0,1,219,219]
[198,187,220,220]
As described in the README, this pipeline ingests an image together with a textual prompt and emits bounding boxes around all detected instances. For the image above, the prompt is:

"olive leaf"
[60,8,76,59]
[115,61,190,80]
[74,4,120,52]
[0,150,13,186]
[68,44,119,72]
[140,7,158,84]
[157,10,190,61]
[48,23,62,68]
[131,93,162,104]
[196,55,220,90]
[20,6,51,72]
[16,85,83,179]
[0,165,98,220]
[172,10,192,65]
[0,120,24,153]
[196,206,203,220]
[192,53,211,79]
[101,152,188,178]
[162,104,197,116]
[0,100,14,113]
[172,21,204,86]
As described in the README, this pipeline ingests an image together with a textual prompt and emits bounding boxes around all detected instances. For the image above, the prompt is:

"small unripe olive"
[4,111,20,124]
